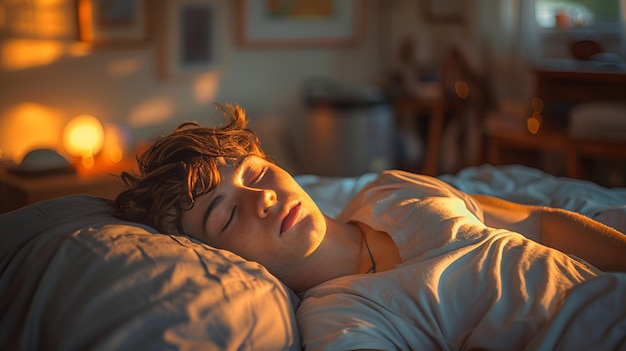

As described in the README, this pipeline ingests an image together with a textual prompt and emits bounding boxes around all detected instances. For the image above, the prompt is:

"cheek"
[219,231,281,270]
[215,235,248,254]
[216,230,263,262]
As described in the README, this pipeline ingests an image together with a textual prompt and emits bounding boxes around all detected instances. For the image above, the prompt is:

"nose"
[255,189,277,218]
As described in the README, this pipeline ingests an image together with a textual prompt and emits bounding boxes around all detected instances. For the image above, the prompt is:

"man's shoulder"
[365,170,457,197]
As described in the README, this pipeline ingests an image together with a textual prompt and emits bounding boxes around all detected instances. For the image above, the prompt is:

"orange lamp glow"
[101,123,129,164]
[62,114,105,168]
[526,112,543,134]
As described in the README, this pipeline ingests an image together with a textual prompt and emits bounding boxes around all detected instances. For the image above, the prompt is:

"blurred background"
[1,0,625,212]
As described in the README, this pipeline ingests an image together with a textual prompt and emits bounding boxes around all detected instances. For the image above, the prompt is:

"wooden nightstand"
[0,159,136,214]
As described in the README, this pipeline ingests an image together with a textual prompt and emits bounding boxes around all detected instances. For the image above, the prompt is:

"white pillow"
[0,195,300,350]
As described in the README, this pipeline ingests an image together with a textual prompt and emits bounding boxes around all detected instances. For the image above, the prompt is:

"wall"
[0,0,483,175]
[0,0,389,174]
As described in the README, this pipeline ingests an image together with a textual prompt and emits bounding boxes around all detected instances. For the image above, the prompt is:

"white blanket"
[299,164,626,232]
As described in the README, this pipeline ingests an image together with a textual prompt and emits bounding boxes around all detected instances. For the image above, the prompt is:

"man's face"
[181,156,327,278]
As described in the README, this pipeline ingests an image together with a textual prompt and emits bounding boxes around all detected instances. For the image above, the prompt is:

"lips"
[280,202,302,235]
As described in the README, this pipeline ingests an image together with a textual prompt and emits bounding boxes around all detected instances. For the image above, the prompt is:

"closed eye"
[252,167,267,184]
[222,205,236,232]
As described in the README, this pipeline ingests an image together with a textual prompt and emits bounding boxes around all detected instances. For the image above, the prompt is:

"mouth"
[280,202,302,235]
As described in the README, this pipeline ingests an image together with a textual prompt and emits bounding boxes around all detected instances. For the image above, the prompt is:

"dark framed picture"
[77,0,149,47]
[158,0,220,80]
[237,0,363,48]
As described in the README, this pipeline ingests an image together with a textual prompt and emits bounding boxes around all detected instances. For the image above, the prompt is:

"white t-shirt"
[297,170,603,350]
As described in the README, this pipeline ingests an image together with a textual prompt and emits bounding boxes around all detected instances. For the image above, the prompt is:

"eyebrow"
[200,156,249,234]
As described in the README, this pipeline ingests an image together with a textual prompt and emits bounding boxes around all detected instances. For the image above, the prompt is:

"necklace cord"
[363,231,377,274]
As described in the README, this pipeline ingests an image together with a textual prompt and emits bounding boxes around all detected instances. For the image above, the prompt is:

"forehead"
[191,155,252,200]
[180,155,262,236]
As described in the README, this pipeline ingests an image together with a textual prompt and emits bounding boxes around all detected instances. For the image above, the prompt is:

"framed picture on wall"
[422,0,465,23]
[77,0,149,47]
[237,0,363,48]
[157,0,221,80]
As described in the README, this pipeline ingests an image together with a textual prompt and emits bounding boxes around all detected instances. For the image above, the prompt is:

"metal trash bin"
[300,78,395,177]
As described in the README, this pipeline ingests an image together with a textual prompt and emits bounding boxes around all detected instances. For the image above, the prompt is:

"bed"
[1,164,625,350]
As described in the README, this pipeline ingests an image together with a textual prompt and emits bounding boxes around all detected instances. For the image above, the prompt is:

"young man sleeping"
[114,103,626,350]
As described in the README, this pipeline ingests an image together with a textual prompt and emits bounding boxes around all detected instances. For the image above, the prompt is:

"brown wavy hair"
[113,103,271,234]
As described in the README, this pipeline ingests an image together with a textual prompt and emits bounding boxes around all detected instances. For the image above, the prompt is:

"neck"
[281,216,368,294]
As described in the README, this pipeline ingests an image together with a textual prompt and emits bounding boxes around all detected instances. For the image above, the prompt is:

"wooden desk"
[566,137,626,180]
[487,60,626,184]
[488,128,626,182]
[533,59,626,128]
[487,128,568,164]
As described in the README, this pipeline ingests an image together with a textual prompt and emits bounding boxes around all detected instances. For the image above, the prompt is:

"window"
[535,0,622,30]
[521,0,626,60]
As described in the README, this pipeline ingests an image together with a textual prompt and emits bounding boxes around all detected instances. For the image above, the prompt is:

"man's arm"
[471,194,626,272]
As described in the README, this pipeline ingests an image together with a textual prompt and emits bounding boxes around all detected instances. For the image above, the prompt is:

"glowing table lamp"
[62,114,105,169]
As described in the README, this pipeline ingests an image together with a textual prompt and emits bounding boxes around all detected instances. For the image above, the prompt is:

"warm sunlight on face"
[181,156,327,279]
